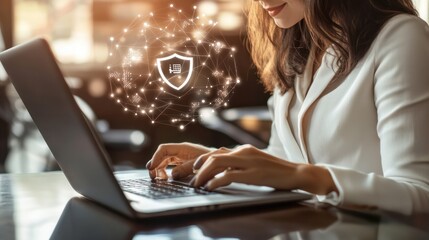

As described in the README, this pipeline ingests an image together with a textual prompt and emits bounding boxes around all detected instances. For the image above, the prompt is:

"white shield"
[156,53,193,91]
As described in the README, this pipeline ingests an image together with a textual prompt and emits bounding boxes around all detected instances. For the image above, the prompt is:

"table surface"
[0,171,428,240]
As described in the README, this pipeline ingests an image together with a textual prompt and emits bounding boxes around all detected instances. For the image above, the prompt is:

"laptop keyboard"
[119,178,213,199]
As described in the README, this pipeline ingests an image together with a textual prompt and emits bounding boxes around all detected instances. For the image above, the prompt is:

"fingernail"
[146,161,152,169]
[193,160,203,171]
[189,176,196,186]
[172,171,180,179]
[149,169,156,179]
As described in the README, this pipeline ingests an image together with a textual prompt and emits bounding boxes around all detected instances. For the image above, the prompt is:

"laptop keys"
[119,179,213,199]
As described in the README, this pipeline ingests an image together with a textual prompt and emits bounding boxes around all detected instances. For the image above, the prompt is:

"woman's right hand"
[146,142,213,180]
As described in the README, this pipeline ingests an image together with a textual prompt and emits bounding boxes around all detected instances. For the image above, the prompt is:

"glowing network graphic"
[107,4,240,130]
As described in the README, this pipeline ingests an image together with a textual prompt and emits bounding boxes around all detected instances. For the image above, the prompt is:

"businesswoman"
[147,0,429,215]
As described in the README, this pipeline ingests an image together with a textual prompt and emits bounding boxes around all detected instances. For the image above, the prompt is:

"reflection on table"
[0,171,428,240]
[51,196,429,240]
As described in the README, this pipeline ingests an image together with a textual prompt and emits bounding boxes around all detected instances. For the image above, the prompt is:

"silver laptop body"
[0,38,310,218]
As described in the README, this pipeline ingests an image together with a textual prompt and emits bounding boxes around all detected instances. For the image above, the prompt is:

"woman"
[146,0,429,215]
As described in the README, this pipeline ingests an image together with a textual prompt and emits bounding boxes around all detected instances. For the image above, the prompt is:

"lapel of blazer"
[274,89,305,163]
[297,49,337,163]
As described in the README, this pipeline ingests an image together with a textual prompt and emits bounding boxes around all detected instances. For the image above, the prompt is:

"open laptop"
[0,38,310,218]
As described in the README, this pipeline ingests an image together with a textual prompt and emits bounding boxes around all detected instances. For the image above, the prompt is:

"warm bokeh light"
[11,0,247,65]
[197,1,219,17]
[217,12,243,31]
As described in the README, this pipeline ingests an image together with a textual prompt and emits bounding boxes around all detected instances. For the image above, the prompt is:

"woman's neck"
[312,47,325,77]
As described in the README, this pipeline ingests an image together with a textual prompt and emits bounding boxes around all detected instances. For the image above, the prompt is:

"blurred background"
[0,0,273,173]
[0,0,428,173]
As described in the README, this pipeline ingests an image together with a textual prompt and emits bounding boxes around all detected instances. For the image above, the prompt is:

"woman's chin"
[273,18,300,29]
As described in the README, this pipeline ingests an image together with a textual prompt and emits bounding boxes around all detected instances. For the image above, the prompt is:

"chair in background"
[198,106,271,149]
[0,27,13,173]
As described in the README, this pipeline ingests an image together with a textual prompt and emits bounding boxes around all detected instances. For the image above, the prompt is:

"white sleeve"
[264,94,288,159]
[319,15,429,215]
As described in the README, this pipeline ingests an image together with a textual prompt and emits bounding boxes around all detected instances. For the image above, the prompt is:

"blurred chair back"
[0,28,13,173]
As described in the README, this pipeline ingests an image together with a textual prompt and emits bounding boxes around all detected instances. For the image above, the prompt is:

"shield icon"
[156,53,194,91]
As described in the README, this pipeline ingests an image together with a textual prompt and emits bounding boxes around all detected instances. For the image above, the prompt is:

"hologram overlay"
[107,4,240,130]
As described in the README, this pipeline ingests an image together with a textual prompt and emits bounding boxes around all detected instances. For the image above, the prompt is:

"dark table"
[0,171,428,240]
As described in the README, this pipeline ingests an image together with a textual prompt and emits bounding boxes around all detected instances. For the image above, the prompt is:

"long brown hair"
[247,0,417,94]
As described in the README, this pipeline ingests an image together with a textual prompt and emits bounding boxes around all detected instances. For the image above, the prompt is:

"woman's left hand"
[192,145,302,190]
[192,145,337,195]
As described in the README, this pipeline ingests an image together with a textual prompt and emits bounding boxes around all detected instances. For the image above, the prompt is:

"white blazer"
[265,14,429,215]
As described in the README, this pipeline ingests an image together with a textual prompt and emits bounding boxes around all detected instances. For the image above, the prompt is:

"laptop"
[0,38,310,218]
